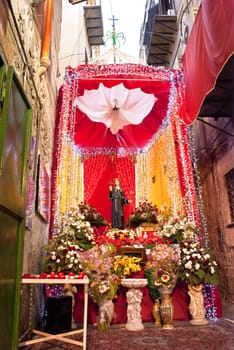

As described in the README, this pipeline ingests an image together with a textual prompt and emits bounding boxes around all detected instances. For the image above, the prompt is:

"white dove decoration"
[73,83,157,135]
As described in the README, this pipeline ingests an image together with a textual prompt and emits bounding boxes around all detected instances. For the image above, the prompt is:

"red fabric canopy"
[182,0,234,124]
[74,80,169,150]
[64,64,183,154]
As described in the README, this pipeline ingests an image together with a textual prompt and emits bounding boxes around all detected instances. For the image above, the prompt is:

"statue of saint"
[109,178,130,229]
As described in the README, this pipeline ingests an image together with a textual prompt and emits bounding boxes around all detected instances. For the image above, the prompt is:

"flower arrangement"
[78,202,108,227]
[77,245,142,304]
[77,244,118,333]
[95,232,164,248]
[128,200,159,227]
[77,244,142,332]
[77,244,118,306]
[42,207,95,274]
[112,255,142,279]
[59,207,95,249]
[106,228,137,240]
[144,244,180,300]
[158,215,199,243]
[178,241,219,287]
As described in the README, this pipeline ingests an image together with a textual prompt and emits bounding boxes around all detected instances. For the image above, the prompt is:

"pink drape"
[182,0,234,124]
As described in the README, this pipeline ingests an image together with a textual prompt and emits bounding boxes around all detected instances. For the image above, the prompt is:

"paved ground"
[19,304,234,350]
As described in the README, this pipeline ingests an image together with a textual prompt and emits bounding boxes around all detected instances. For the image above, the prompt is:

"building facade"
[0,1,62,348]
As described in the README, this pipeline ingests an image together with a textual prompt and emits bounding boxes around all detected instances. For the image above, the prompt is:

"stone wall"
[0,0,62,334]
[193,118,234,303]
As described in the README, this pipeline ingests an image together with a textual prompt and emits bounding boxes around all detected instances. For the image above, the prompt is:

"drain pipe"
[38,0,54,77]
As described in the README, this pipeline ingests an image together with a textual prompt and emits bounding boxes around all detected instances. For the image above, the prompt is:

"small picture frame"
[118,246,146,263]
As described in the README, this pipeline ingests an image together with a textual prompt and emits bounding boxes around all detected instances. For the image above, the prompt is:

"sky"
[100,0,146,58]
[58,0,147,84]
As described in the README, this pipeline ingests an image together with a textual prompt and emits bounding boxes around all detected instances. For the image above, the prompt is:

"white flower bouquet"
[178,241,219,286]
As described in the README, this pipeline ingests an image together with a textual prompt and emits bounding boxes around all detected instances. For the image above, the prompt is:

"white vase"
[188,284,208,325]
[97,299,114,332]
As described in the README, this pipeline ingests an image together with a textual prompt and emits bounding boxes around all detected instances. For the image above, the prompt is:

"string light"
[51,64,184,233]
[51,63,220,320]
[203,284,218,321]
[188,126,218,320]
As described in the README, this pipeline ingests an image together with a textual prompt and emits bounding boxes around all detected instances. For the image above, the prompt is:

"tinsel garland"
[172,115,199,225]
[65,63,173,82]
[188,126,218,320]
[187,125,209,246]
[50,65,185,234]
[164,124,183,213]
[203,284,218,321]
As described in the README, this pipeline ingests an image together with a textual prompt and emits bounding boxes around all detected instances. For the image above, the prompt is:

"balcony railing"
[141,0,177,67]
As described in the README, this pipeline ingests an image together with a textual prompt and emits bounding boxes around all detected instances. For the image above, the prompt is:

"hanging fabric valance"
[182,0,234,124]
[62,64,184,156]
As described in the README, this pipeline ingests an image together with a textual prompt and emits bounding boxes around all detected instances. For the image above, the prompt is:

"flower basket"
[128,201,159,228]
[144,244,180,299]
[78,202,108,227]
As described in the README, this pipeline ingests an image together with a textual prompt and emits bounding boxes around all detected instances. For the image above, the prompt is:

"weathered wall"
[193,118,234,303]
[0,0,62,335]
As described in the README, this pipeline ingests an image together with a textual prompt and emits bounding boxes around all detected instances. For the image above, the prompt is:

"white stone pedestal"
[121,278,148,331]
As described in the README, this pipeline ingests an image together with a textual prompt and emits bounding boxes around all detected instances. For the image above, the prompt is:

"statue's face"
[114,179,120,186]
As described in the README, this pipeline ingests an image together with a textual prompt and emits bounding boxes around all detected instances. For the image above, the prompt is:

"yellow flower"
[161,274,170,283]
[112,255,141,278]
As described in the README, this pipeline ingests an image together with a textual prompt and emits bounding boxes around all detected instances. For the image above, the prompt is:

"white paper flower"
[73,83,157,134]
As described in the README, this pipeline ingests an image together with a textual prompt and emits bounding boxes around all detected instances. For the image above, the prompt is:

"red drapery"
[65,65,182,154]
[182,0,234,124]
[50,65,186,235]
[74,79,170,151]
[84,155,135,225]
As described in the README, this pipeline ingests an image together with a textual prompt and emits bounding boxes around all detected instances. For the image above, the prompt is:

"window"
[225,168,234,222]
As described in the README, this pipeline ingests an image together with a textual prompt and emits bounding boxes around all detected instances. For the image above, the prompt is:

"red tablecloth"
[74,279,192,324]
[74,276,222,324]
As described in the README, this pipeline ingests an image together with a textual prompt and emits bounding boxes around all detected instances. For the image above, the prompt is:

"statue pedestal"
[121,278,148,331]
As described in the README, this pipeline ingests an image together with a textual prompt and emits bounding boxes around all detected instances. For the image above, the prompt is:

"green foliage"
[144,268,160,301]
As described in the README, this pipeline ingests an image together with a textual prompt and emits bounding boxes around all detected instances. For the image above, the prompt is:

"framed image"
[25,174,35,230]
[119,246,146,263]
[36,155,50,223]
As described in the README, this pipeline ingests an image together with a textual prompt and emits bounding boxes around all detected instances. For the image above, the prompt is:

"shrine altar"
[73,228,222,325]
